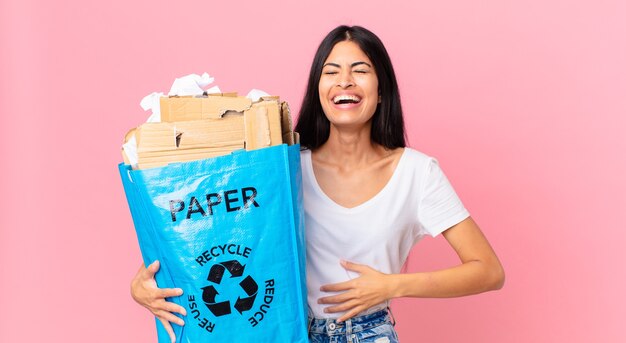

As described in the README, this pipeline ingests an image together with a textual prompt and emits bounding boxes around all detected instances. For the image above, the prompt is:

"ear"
[378,95,382,103]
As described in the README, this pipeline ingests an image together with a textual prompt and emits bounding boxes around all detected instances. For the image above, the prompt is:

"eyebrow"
[322,61,372,68]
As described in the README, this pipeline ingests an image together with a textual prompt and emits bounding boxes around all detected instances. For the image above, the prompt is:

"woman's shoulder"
[395,147,449,184]
[400,147,435,165]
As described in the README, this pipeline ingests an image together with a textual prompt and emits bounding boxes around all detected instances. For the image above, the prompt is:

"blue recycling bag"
[119,144,307,342]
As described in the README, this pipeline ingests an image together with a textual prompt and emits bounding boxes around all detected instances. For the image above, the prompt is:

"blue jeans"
[308,308,399,343]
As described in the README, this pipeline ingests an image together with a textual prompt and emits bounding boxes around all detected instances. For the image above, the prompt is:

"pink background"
[1,0,625,342]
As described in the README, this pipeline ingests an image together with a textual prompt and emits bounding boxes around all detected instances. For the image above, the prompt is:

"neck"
[315,122,383,167]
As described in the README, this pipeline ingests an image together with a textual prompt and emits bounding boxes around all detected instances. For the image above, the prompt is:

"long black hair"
[295,25,406,150]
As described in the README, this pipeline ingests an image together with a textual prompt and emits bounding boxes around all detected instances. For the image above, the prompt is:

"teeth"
[333,95,361,104]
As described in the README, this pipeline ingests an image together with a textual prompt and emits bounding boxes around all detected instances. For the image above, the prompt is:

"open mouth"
[332,95,361,105]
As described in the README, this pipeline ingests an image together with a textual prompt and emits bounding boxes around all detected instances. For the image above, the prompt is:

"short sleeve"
[417,158,470,237]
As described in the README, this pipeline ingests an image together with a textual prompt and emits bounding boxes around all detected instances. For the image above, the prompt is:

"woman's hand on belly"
[317,260,397,322]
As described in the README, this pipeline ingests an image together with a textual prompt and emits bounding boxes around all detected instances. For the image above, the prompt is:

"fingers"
[158,287,184,299]
[146,290,183,315]
[320,280,352,292]
[318,291,354,305]
[162,299,187,316]
[323,299,361,314]
[340,260,368,273]
[147,295,185,316]
[158,317,177,343]
[132,260,185,343]
[156,309,185,327]
[145,260,161,277]
[321,297,366,322]
[133,261,159,284]
[336,306,366,323]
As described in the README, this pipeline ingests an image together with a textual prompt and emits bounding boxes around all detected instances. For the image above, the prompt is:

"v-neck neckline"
[303,148,407,212]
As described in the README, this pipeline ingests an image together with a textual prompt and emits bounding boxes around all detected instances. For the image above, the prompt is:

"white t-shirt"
[302,148,470,318]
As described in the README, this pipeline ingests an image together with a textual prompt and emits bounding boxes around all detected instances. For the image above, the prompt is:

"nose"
[337,71,355,88]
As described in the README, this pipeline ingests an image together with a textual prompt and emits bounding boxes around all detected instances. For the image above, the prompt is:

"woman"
[132,25,505,342]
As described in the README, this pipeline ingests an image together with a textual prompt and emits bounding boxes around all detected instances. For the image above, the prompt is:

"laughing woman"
[131,25,505,343]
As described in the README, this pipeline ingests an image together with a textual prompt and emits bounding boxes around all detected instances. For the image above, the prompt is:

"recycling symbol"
[201,260,258,317]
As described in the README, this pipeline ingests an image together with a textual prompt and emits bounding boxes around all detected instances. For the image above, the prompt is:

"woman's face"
[318,40,379,130]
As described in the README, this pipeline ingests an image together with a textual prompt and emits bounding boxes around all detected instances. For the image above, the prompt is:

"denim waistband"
[308,308,394,335]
